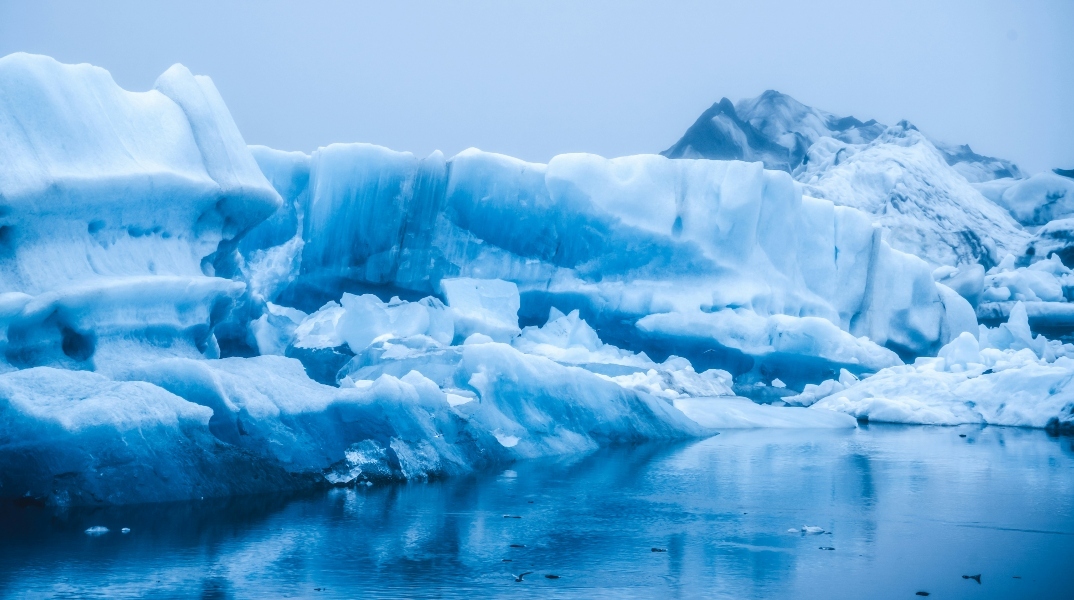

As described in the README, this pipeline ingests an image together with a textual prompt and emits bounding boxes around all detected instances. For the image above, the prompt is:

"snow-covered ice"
[802,303,1074,431]
[795,122,1026,268]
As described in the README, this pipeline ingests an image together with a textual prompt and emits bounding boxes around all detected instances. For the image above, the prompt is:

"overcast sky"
[2,0,1071,173]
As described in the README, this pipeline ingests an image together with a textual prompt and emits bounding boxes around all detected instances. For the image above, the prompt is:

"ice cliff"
[0,54,1069,507]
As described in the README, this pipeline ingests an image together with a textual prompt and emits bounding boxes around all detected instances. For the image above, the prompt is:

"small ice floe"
[501,470,517,479]
[84,526,109,536]
[120,528,131,534]
[787,528,799,533]
[801,525,825,534]
[771,378,786,388]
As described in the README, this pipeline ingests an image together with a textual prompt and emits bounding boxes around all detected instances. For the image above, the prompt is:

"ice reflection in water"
[1,425,1072,599]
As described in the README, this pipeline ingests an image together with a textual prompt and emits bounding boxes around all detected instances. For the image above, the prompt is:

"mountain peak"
[663,91,1022,182]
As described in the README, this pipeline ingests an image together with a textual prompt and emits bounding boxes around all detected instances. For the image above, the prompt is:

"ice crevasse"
[0,53,1051,507]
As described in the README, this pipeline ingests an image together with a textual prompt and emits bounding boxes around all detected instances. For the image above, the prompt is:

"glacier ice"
[0,53,281,368]
[249,142,967,367]
[1,53,1070,507]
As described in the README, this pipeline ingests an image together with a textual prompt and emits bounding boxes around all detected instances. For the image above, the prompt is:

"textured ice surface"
[974,172,1074,227]
[795,123,1026,268]
[805,304,1074,430]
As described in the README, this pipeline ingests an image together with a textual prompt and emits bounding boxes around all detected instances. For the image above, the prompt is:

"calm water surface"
[1,425,1072,599]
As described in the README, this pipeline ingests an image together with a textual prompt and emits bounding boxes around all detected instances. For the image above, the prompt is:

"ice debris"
[805,303,1074,430]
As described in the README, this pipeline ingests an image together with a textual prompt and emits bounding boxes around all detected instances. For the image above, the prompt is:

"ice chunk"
[513,308,653,369]
[441,278,521,343]
[336,293,453,352]
[986,172,1074,227]
[602,363,735,401]
[810,307,1074,429]
[933,264,984,307]
[637,308,902,372]
[983,255,1069,303]
[936,283,978,344]
[250,302,307,356]
[937,332,981,370]
[292,302,346,349]
[978,302,1052,359]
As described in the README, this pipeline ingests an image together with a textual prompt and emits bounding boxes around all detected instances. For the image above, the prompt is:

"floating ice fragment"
[802,525,825,534]
[120,528,130,534]
[494,432,521,448]
[84,526,109,536]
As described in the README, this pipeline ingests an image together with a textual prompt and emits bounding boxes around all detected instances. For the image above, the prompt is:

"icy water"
[2,425,1072,599]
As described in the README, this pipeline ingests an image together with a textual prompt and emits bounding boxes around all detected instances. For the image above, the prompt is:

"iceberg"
[2,53,1064,508]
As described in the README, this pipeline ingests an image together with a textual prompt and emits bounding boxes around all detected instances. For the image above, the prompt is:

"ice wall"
[248,143,970,376]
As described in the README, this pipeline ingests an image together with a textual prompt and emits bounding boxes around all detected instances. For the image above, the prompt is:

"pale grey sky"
[1,0,1071,173]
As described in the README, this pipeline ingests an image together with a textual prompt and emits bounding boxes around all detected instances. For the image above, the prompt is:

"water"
[2,425,1072,599]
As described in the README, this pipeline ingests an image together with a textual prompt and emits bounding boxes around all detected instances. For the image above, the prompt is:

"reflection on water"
[1,425,1072,599]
